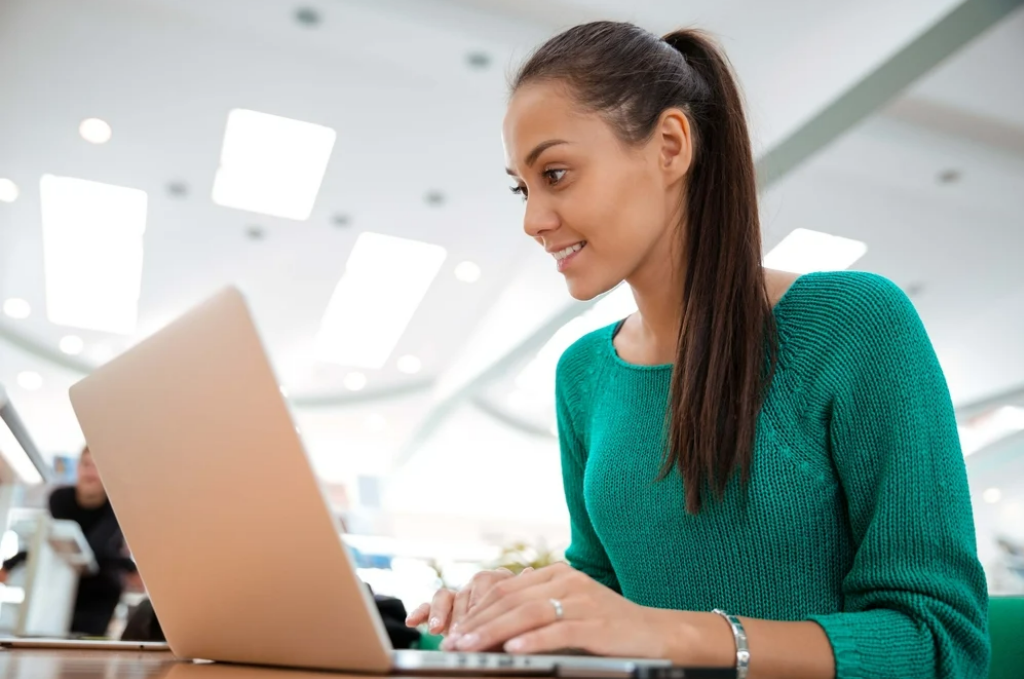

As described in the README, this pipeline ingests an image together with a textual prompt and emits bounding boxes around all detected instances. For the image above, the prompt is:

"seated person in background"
[1,446,138,636]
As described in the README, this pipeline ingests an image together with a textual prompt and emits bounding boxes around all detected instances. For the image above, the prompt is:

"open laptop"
[67,288,719,677]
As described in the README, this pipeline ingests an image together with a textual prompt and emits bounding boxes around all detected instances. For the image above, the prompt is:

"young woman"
[406,22,988,679]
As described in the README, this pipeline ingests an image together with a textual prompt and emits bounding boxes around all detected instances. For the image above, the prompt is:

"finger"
[405,603,430,626]
[470,563,562,615]
[450,586,473,633]
[467,569,515,611]
[454,586,568,652]
[504,621,596,655]
[428,589,455,634]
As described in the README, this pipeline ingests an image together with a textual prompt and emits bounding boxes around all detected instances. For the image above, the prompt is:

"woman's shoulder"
[776,269,919,335]
[555,322,617,386]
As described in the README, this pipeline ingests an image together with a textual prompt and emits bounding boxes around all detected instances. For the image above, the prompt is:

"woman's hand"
[441,562,695,658]
[405,567,531,636]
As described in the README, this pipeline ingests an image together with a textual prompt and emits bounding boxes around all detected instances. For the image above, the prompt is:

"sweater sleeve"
[556,350,620,593]
[804,275,989,679]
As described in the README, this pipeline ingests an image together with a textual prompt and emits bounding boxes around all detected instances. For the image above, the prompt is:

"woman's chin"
[564,275,619,302]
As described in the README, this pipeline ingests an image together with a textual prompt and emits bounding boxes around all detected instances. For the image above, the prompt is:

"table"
[0,649,449,679]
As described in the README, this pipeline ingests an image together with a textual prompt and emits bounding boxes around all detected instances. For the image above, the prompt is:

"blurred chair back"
[988,596,1024,679]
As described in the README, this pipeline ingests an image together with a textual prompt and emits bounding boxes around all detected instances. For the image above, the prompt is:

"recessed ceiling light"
[17,371,43,391]
[396,355,422,375]
[466,51,492,69]
[365,413,386,432]
[983,488,1002,504]
[316,232,447,369]
[763,228,867,274]
[212,109,336,221]
[424,190,445,207]
[937,169,961,184]
[246,225,266,241]
[2,298,31,319]
[454,261,481,283]
[166,181,189,198]
[332,213,351,227]
[79,117,112,144]
[59,335,84,355]
[343,372,367,392]
[40,174,148,334]
[294,7,321,26]
[0,178,18,203]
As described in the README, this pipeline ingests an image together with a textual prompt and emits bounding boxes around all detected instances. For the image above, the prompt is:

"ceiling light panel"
[212,109,336,221]
[764,228,867,274]
[40,174,147,334]
[316,232,447,369]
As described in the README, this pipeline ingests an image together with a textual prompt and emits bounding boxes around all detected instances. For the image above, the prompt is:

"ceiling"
[0,0,1022,542]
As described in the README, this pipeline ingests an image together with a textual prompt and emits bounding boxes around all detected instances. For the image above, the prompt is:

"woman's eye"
[544,169,567,185]
[509,185,527,201]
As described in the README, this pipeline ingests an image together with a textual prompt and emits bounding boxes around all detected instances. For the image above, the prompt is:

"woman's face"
[502,82,688,300]
[76,448,104,493]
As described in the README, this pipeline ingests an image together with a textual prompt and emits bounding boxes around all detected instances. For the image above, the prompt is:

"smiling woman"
[407,20,990,679]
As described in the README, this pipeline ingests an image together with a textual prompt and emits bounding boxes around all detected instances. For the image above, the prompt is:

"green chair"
[989,596,1024,679]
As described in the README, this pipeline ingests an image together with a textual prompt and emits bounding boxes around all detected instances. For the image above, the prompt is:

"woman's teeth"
[553,242,585,261]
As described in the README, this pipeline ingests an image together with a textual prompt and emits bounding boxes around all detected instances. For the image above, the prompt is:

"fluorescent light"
[454,261,481,283]
[0,178,18,203]
[983,488,1002,504]
[316,232,447,369]
[397,355,422,375]
[212,109,336,220]
[59,335,84,355]
[16,372,42,391]
[344,372,367,392]
[764,228,867,274]
[79,118,112,144]
[959,405,1024,456]
[0,418,42,485]
[40,174,147,334]
[2,298,30,320]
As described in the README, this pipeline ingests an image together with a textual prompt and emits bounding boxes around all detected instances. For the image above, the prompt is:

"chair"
[988,596,1024,679]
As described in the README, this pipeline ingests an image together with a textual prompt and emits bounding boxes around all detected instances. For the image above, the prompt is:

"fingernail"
[506,638,525,653]
[455,633,480,650]
[451,622,460,633]
[441,635,460,651]
[429,617,441,631]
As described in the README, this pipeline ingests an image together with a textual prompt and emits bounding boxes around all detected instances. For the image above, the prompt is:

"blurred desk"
[0,648,471,679]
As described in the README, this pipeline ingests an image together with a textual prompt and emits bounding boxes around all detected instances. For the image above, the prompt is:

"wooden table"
[0,649,443,679]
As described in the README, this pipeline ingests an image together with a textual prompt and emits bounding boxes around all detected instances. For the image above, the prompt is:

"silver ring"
[549,598,564,621]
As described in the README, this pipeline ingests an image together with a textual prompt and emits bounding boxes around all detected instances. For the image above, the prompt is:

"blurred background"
[0,0,1022,636]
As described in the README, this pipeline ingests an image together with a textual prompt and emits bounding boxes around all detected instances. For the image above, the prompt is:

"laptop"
[68,287,720,677]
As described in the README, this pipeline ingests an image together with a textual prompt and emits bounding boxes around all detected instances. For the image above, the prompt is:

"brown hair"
[514,22,776,513]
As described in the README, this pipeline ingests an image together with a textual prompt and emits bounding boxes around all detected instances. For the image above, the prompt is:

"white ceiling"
[0,0,1022,530]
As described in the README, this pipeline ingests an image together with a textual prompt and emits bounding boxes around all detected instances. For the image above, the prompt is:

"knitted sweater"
[555,271,989,679]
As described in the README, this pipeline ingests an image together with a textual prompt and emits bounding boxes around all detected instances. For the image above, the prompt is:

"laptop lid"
[69,287,393,673]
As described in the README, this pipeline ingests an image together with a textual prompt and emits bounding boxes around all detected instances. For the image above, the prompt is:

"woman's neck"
[621,236,685,365]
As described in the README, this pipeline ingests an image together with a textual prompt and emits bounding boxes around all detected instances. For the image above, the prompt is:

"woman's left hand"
[441,562,692,658]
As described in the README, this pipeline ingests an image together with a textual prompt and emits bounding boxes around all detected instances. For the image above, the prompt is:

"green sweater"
[555,271,989,679]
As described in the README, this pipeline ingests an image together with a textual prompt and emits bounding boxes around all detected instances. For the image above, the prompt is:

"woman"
[406,21,988,679]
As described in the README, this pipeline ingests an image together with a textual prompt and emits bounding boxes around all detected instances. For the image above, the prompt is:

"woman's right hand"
[406,567,531,636]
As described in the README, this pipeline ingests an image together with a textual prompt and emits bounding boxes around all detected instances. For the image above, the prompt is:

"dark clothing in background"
[4,486,136,636]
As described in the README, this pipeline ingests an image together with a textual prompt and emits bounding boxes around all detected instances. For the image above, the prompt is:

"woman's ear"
[656,108,693,186]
